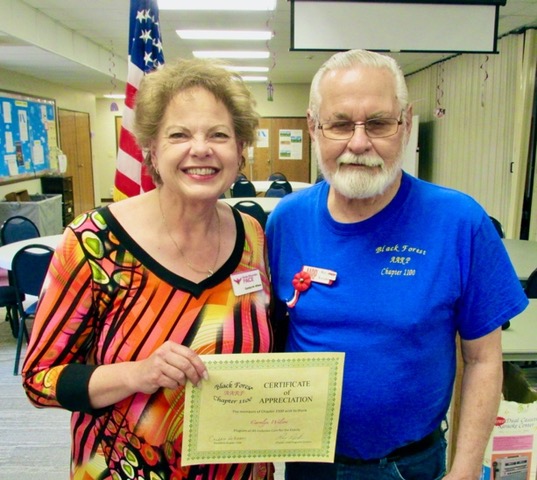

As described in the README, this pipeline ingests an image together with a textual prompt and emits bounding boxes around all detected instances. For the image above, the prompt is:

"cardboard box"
[5,190,30,202]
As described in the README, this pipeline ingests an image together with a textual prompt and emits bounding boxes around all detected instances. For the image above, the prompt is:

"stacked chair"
[267,172,287,181]
[265,180,292,198]
[488,216,505,238]
[0,216,41,338]
[11,244,54,375]
[233,200,268,230]
[526,268,537,299]
[231,179,257,198]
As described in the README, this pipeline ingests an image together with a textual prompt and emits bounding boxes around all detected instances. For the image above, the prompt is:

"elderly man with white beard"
[265,49,527,480]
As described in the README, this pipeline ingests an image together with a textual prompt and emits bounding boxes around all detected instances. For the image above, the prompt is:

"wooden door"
[250,118,271,180]
[252,117,310,182]
[58,109,95,216]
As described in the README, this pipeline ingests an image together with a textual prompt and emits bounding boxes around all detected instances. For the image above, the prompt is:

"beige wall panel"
[406,34,521,231]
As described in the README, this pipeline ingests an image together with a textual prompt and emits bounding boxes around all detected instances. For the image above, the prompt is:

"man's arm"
[445,327,503,480]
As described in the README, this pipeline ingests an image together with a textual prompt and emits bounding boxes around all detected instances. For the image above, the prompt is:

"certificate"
[182,352,345,466]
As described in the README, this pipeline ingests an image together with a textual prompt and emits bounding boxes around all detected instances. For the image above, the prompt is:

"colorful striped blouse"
[22,206,274,480]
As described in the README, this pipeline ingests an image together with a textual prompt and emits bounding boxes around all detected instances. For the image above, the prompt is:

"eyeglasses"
[317,115,403,140]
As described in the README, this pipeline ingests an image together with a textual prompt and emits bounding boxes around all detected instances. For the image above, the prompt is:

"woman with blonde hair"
[22,58,274,480]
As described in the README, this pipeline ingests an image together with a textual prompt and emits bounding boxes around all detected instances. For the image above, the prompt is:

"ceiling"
[1,0,536,98]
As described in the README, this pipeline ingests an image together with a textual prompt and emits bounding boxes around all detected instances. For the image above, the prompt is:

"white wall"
[248,83,310,117]
[95,99,125,200]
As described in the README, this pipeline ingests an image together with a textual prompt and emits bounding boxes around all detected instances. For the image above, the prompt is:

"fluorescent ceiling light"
[225,66,270,73]
[241,76,269,82]
[159,0,276,10]
[177,30,272,41]
[193,51,270,59]
[103,94,126,99]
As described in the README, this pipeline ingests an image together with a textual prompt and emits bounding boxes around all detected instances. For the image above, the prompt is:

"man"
[265,49,528,479]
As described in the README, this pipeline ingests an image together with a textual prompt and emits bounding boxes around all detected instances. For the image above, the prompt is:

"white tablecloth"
[0,194,63,237]
[250,181,312,193]
[503,238,537,282]
[0,234,62,270]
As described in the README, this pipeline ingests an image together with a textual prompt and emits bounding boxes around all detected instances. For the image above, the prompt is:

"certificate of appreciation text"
[182,352,345,465]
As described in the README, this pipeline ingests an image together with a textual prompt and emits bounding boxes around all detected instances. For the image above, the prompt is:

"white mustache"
[336,153,384,168]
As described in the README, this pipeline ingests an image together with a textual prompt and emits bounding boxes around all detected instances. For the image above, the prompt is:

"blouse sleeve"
[21,227,103,412]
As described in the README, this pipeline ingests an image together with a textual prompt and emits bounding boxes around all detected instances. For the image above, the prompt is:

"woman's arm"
[22,229,98,408]
[87,341,208,408]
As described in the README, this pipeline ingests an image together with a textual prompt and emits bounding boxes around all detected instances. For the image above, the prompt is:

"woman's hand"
[88,342,209,409]
[134,341,209,394]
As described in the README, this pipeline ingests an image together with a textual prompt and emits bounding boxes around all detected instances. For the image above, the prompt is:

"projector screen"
[291,1,499,53]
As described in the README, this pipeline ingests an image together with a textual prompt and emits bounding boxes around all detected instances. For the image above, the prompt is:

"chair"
[265,180,292,197]
[0,216,39,337]
[267,172,287,181]
[233,200,268,230]
[11,244,54,375]
[236,172,248,182]
[0,284,20,338]
[231,179,257,198]
[264,186,287,198]
[488,216,505,238]
[525,267,537,299]
[514,266,537,363]
[0,215,40,245]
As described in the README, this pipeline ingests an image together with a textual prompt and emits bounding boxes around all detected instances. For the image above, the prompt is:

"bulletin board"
[0,90,57,183]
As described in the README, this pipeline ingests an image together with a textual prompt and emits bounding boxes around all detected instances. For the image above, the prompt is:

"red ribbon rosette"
[286,271,312,308]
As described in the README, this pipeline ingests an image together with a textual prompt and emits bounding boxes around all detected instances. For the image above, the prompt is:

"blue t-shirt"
[266,172,528,459]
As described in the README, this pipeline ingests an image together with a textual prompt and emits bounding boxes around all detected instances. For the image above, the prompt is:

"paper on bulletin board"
[2,101,11,124]
[4,131,14,152]
[18,110,29,142]
[6,155,18,176]
[257,129,269,148]
[481,400,537,480]
[32,141,45,165]
[58,154,67,173]
[279,129,303,160]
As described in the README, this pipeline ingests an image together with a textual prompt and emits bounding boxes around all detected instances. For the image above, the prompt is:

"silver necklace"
[158,192,221,278]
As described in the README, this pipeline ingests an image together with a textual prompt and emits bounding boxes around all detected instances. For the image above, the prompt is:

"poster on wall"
[279,129,303,160]
[256,128,269,148]
[0,90,57,182]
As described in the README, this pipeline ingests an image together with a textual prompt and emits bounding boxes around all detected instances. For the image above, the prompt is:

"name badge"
[302,265,337,285]
[231,269,263,296]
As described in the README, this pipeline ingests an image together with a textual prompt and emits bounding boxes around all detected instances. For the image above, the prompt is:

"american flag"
[113,0,164,200]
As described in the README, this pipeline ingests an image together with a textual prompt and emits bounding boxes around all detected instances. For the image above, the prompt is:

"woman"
[22,58,274,480]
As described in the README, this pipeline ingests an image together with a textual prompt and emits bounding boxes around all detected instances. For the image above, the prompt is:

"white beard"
[316,142,404,200]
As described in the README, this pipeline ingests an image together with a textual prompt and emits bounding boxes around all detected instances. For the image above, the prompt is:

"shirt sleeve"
[21,227,103,412]
[456,212,528,340]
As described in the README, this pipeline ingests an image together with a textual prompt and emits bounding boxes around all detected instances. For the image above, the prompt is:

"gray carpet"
[0,316,71,479]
